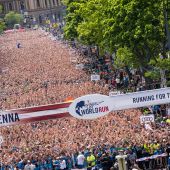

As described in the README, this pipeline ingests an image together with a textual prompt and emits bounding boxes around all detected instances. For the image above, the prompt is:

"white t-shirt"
[30,164,35,170]
[24,164,31,170]
[60,160,66,169]
[116,78,120,84]
[77,154,85,165]
[24,164,35,170]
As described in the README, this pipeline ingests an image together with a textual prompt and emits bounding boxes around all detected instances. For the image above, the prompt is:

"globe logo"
[75,101,85,116]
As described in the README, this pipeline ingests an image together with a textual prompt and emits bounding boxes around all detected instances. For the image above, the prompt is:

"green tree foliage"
[114,47,139,68]
[104,0,165,71]
[76,0,106,46]
[0,4,2,13]
[64,0,167,80]
[0,5,6,33]
[64,0,112,53]
[64,0,86,40]
[4,11,23,28]
[0,19,6,33]
[145,56,170,80]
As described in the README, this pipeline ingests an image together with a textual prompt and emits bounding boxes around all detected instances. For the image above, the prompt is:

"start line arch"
[0,88,170,127]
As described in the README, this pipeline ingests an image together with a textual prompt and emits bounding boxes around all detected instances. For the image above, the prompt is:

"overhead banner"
[136,153,167,162]
[0,102,71,127]
[69,88,170,119]
[1,88,170,126]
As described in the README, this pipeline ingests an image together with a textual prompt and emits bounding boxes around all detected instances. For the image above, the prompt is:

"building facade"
[0,0,64,24]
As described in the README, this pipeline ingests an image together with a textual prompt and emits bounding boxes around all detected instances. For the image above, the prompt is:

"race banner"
[0,102,71,127]
[136,153,167,162]
[1,88,170,126]
[69,88,170,119]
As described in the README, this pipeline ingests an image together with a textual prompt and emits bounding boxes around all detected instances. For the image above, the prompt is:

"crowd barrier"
[136,153,168,170]
[136,153,167,162]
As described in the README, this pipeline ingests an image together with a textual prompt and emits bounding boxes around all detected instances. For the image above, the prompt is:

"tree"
[103,0,165,72]
[64,0,86,40]
[0,4,2,13]
[4,11,23,28]
[64,0,111,54]
[0,5,6,33]
[0,19,5,34]
[145,56,170,86]
[76,0,107,47]
[64,0,168,83]
[114,47,139,68]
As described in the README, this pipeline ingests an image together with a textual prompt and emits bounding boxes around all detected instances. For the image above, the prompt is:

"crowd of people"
[0,29,169,170]
[44,24,162,94]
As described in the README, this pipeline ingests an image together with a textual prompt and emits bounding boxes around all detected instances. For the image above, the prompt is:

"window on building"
[9,3,13,11]
[56,0,59,6]
[37,0,40,8]
[49,0,51,7]
[20,1,25,10]
[45,0,47,7]
[53,0,55,6]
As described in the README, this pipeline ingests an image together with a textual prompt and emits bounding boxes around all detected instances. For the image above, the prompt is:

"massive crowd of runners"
[0,29,169,170]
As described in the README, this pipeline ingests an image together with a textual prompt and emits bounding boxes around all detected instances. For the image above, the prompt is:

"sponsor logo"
[68,94,111,119]
[75,100,109,116]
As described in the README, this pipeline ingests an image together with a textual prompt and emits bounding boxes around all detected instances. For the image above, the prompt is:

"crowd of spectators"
[44,24,163,94]
[0,29,169,170]
[64,43,161,94]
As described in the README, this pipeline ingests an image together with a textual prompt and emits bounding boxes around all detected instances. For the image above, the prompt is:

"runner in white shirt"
[24,161,31,170]
[24,161,35,170]
[60,159,66,170]
[77,152,85,169]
